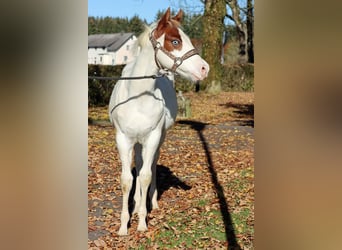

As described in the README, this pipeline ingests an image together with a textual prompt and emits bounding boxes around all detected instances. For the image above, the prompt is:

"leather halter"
[149,29,199,73]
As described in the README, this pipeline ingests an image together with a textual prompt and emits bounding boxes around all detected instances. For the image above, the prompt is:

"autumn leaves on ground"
[88,92,254,249]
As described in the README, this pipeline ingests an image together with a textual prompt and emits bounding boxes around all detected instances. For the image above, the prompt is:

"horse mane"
[169,19,181,27]
[120,24,156,77]
[137,24,154,49]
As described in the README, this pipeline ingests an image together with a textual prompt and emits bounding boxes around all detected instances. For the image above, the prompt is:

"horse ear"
[155,7,171,38]
[172,9,183,23]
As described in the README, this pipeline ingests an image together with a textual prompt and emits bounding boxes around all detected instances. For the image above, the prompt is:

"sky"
[88,0,176,24]
[88,0,206,24]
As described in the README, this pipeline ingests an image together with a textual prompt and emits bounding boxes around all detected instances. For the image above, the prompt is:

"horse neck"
[127,44,160,95]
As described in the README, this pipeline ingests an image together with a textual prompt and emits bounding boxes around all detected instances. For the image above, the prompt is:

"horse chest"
[114,97,165,137]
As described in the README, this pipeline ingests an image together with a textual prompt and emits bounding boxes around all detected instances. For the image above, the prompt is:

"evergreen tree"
[128,15,145,35]
[88,16,145,35]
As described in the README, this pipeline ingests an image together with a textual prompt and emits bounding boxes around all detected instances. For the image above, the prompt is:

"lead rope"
[88,73,167,81]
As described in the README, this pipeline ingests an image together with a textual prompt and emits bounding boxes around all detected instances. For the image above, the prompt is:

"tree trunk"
[247,0,254,63]
[202,0,226,94]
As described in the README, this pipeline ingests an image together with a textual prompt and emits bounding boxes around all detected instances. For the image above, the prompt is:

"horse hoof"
[137,223,147,232]
[132,207,138,214]
[118,227,128,236]
[152,201,159,210]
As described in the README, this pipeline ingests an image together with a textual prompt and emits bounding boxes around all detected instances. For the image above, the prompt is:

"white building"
[88,33,137,65]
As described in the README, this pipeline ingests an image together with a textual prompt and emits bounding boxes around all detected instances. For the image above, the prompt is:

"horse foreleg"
[116,132,134,236]
[137,131,162,232]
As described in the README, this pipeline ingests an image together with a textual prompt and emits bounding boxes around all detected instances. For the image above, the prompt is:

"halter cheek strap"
[149,29,199,73]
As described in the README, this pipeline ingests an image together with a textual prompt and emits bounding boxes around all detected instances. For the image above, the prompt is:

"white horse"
[108,8,209,235]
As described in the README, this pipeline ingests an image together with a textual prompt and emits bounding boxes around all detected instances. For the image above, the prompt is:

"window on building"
[100,56,103,63]
[124,56,128,62]
[126,45,129,50]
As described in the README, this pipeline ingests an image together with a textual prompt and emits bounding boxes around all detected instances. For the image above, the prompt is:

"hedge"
[88,64,254,107]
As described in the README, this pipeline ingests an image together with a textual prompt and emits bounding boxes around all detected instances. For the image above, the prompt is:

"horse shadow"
[128,165,191,214]
[155,164,192,199]
[220,102,254,128]
[178,120,241,250]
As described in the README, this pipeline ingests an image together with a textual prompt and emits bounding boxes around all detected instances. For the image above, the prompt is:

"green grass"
[150,205,227,248]
[231,207,253,235]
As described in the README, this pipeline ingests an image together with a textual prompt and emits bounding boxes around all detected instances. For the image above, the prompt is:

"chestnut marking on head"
[163,25,182,52]
[154,8,184,52]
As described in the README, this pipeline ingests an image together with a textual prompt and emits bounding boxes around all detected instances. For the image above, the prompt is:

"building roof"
[88,33,135,52]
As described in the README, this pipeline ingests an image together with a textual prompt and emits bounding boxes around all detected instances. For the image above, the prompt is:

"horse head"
[150,8,209,82]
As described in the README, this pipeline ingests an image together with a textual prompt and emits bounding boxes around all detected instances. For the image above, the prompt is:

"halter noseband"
[149,29,199,73]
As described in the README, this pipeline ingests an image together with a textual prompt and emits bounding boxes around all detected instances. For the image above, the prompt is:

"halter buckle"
[174,57,183,66]
[155,42,162,49]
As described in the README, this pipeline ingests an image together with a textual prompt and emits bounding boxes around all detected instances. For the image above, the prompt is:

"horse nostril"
[201,65,208,76]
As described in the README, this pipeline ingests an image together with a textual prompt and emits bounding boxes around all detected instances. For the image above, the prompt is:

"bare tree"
[226,0,254,63]
[246,0,254,63]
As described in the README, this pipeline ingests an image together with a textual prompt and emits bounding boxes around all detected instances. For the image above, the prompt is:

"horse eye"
[172,40,180,46]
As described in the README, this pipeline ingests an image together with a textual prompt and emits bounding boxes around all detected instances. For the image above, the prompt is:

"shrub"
[221,64,254,91]
[174,64,254,93]
[88,65,124,106]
